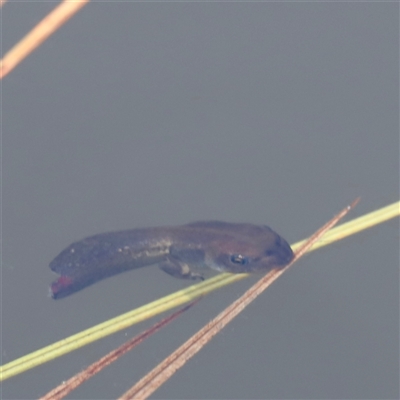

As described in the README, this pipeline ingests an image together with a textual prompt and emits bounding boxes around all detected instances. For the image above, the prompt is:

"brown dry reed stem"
[39,298,202,400]
[119,198,360,400]
[0,0,89,79]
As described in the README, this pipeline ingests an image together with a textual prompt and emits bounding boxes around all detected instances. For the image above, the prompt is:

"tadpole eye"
[230,254,248,265]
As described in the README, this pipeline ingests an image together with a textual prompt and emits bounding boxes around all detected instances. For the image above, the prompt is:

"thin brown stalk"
[119,198,360,400]
[39,298,201,400]
[0,0,88,79]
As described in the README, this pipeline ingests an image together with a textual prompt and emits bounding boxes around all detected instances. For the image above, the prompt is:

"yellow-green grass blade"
[292,200,399,252]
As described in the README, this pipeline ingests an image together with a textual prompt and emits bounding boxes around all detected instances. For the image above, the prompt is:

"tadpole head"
[211,230,294,273]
